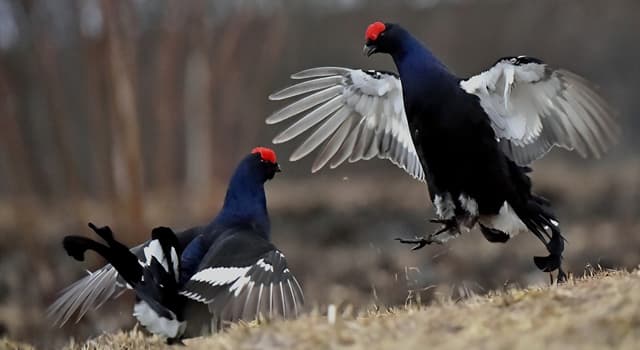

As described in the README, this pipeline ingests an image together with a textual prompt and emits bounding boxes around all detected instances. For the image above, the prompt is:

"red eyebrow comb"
[365,21,386,41]
[251,147,277,163]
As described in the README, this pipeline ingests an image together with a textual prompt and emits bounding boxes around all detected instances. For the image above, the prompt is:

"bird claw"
[396,218,458,250]
[166,338,186,346]
[556,268,568,284]
[395,235,442,250]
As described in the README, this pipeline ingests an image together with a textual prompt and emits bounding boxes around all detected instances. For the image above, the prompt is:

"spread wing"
[47,227,200,326]
[461,56,619,165]
[267,67,425,182]
[47,264,124,326]
[179,230,303,326]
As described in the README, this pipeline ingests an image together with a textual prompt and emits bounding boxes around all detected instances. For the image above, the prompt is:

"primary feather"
[461,56,619,165]
[268,68,425,182]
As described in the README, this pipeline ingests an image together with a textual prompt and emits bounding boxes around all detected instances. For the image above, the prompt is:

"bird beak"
[363,44,377,57]
[275,163,282,172]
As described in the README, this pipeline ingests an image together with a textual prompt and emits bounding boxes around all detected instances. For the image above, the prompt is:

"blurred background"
[0,0,638,347]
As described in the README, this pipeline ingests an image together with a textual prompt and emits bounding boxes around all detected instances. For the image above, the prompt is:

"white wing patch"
[229,275,252,297]
[256,258,274,272]
[268,67,425,182]
[189,266,251,287]
[179,248,304,327]
[461,57,618,165]
[178,290,207,303]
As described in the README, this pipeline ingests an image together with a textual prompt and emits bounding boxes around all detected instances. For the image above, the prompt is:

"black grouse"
[49,147,304,341]
[266,22,618,281]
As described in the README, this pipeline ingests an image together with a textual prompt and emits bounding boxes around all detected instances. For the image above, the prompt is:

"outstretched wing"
[179,230,303,326]
[47,226,200,326]
[267,67,425,182]
[461,56,619,165]
[47,264,124,326]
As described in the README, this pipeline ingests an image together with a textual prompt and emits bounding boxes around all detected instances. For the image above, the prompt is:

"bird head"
[250,146,281,181]
[363,21,402,57]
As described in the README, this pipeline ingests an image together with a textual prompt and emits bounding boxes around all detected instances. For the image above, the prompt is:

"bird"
[266,21,619,282]
[48,147,304,341]
[63,223,187,344]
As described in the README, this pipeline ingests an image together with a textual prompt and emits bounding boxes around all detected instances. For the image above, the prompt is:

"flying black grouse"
[266,22,618,281]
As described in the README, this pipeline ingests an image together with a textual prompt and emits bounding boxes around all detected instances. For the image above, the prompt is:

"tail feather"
[514,197,566,272]
[507,160,566,273]
[63,236,107,262]
[533,254,562,272]
[62,223,186,339]
[137,228,182,308]
[133,227,186,340]
[63,224,143,285]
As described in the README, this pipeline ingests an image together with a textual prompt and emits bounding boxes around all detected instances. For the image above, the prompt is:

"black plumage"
[50,147,303,341]
[267,22,618,281]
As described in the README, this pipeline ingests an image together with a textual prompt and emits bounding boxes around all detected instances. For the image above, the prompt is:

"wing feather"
[331,117,363,168]
[273,95,345,144]
[267,86,342,125]
[268,67,425,182]
[179,232,303,330]
[47,264,123,326]
[312,115,354,172]
[269,76,343,99]
[290,107,351,161]
[461,56,618,165]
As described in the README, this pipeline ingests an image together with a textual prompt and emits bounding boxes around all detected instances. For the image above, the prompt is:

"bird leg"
[395,218,459,250]
[533,224,568,284]
[557,268,568,283]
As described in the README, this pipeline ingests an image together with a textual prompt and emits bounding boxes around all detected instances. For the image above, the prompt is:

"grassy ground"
[4,269,634,350]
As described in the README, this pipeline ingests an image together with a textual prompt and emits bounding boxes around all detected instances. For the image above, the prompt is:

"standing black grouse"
[266,22,618,281]
[49,147,304,341]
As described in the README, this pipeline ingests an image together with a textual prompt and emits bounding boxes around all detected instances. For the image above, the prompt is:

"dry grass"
[0,338,35,350]
[18,269,633,350]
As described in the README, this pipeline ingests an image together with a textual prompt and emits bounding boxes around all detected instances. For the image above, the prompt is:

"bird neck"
[390,30,457,101]
[212,159,270,240]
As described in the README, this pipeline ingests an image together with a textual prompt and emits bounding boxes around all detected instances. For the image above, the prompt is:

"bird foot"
[556,268,568,284]
[429,218,461,233]
[395,234,444,250]
[396,218,461,250]
[166,337,186,346]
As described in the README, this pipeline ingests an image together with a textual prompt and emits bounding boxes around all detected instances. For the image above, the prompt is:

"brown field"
[3,269,638,350]
[1,0,638,349]
[1,161,639,349]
